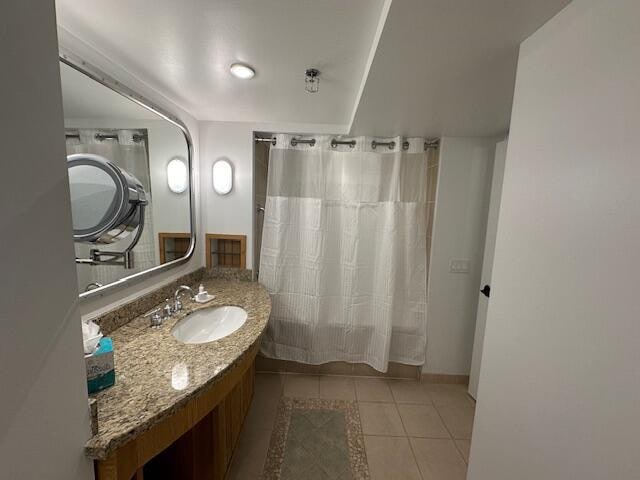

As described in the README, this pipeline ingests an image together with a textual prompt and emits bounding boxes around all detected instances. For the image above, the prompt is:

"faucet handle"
[174,298,183,312]
[163,299,173,319]
[144,308,163,328]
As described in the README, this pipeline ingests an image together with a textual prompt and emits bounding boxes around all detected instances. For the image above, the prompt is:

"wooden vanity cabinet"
[94,345,258,480]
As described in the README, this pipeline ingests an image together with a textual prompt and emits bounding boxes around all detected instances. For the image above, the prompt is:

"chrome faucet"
[173,285,196,312]
[144,287,197,328]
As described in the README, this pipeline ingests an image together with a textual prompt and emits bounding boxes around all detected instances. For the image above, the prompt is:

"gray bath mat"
[262,398,370,480]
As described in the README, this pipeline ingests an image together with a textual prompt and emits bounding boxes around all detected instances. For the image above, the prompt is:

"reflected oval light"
[167,158,188,193]
[212,158,233,195]
[171,362,189,391]
[229,63,255,79]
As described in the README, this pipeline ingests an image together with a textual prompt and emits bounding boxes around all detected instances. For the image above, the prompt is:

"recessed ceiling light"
[230,63,255,79]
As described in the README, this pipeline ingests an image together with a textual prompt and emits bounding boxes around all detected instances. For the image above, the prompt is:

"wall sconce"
[167,157,188,193]
[212,158,233,195]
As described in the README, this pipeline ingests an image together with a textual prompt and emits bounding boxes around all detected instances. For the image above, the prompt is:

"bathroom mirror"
[59,52,195,299]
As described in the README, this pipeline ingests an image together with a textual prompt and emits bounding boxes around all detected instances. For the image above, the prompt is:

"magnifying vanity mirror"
[59,51,195,299]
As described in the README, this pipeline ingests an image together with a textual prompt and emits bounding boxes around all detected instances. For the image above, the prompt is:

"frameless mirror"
[59,56,195,299]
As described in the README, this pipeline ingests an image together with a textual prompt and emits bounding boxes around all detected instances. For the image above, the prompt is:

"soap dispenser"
[195,284,214,303]
[196,284,207,302]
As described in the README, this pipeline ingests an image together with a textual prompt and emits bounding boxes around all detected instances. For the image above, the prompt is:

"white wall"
[57,29,205,320]
[200,122,256,267]
[426,137,496,375]
[0,2,93,478]
[469,1,640,478]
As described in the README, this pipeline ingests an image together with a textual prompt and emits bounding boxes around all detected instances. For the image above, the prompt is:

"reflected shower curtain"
[259,134,429,372]
[66,129,155,288]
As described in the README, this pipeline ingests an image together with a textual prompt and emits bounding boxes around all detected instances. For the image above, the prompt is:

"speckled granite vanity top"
[84,278,271,459]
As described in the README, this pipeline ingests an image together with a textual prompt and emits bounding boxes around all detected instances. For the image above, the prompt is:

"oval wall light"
[212,158,233,195]
[229,63,255,79]
[167,157,188,193]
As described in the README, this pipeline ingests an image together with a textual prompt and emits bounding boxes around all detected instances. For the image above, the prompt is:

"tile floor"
[225,373,475,480]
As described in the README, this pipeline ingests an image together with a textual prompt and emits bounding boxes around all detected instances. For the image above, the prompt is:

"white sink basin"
[172,306,247,344]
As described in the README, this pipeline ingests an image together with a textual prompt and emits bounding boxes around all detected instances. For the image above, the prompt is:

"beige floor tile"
[437,405,475,439]
[354,378,394,402]
[397,404,450,438]
[319,376,356,400]
[364,436,422,480]
[254,373,284,399]
[243,373,284,431]
[389,379,432,404]
[410,438,468,480]
[283,374,319,398]
[243,396,279,433]
[358,402,405,436]
[425,384,475,407]
[454,439,471,464]
[225,427,272,479]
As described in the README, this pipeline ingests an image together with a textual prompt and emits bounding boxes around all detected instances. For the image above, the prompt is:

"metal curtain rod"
[255,137,276,146]
[65,132,146,142]
[291,137,316,147]
[374,138,440,151]
[334,138,439,150]
[371,140,396,150]
[331,138,356,148]
[400,139,441,150]
[95,133,146,142]
[253,135,439,150]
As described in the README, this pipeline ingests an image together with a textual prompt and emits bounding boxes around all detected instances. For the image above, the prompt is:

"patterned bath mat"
[262,398,370,480]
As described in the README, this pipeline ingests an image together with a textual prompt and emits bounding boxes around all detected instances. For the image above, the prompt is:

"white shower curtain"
[259,134,429,372]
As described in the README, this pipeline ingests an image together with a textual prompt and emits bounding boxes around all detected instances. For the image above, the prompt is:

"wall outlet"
[449,259,470,273]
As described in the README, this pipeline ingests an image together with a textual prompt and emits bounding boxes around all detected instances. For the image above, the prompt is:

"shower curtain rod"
[255,137,276,145]
[254,135,440,150]
[65,132,147,142]
[290,137,316,147]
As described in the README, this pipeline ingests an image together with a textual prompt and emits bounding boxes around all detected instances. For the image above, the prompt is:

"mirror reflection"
[60,61,193,295]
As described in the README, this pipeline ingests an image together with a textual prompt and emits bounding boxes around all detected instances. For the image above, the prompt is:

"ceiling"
[56,0,386,126]
[60,62,158,120]
[56,0,570,136]
[350,0,572,137]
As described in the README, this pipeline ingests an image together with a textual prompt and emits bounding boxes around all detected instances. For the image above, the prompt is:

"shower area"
[253,133,440,374]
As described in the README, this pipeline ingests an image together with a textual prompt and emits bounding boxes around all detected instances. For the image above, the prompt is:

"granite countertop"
[85,278,271,459]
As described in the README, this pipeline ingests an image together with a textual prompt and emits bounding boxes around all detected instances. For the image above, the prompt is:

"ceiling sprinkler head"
[305,68,320,93]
